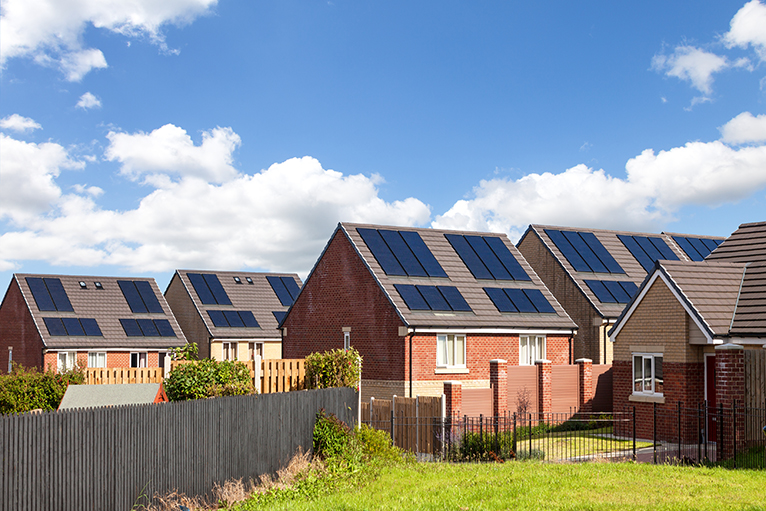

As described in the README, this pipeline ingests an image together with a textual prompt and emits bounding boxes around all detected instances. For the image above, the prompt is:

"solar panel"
[438,286,472,312]
[648,237,679,261]
[399,231,448,278]
[223,310,245,327]
[544,230,591,272]
[687,237,711,259]
[61,317,85,336]
[43,317,67,336]
[394,284,430,310]
[584,280,617,303]
[272,311,288,324]
[26,278,56,311]
[603,281,631,303]
[380,230,428,277]
[417,285,451,311]
[445,234,493,279]
[239,311,260,328]
[579,232,625,274]
[207,310,229,327]
[484,288,517,312]
[465,236,512,280]
[80,318,103,336]
[154,319,176,337]
[358,228,407,276]
[701,238,720,252]
[280,277,301,300]
[672,236,703,261]
[134,280,164,313]
[562,231,608,273]
[118,280,148,313]
[120,319,143,337]
[619,281,639,299]
[267,276,293,306]
[188,273,217,304]
[504,288,537,313]
[44,278,74,312]
[618,235,655,272]
[523,289,556,313]
[202,274,232,305]
[137,318,159,337]
[484,236,531,281]
[635,236,663,262]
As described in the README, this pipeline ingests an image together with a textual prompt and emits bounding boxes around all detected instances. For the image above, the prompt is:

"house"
[0,274,187,373]
[58,382,168,410]
[164,270,302,361]
[609,221,766,440]
[517,225,725,364]
[281,222,577,400]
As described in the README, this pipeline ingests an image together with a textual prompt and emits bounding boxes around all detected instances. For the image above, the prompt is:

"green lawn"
[253,461,766,510]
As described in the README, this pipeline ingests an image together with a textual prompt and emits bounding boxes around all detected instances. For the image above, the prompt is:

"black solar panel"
[545,230,591,272]
[635,236,663,262]
[203,274,232,306]
[417,285,451,311]
[137,318,159,336]
[207,310,229,327]
[466,236,512,280]
[505,288,537,313]
[380,230,428,277]
[562,231,608,273]
[154,319,176,337]
[584,279,638,304]
[44,278,74,312]
[584,280,617,303]
[617,235,655,272]
[687,237,711,258]
[26,278,56,311]
[620,281,639,299]
[484,288,517,312]
[43,317,67,336]
[485,236,531,281]
[603,280,631,303]
[61,317,85,336]
[394,284,430,310]
[280,277,301,300]
[118,280,148,313]
[445,234,493,279]
[120,319,143,337]
[649,237,679,261]
[239,311,260,328]
[272,311,288,324]
[439,286,472,312]
[701,238,721,251]
[188,273,217,304]
[523,289,556,313]
[223,310,245,327]
[672,236,704,261]
[399,231,448,278]
[80,318,103,336]
[580,232,625,274]
[358,228,407,276]
[267,276,293,306]
[134,280,164,313]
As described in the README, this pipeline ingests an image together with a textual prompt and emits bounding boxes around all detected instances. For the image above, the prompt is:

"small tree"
[169,342,198,361]
[304,348,362,390]
[0,364,84,414]
[163,359,254,401]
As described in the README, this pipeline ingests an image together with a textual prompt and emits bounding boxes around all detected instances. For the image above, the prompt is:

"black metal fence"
[0,388,358,511]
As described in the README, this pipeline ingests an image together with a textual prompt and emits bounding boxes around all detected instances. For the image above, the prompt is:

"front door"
[705,354,716,441]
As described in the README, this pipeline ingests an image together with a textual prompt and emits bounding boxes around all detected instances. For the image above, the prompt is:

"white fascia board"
[411,327,576,335]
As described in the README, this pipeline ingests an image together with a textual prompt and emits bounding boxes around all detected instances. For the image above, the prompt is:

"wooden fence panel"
[461,388,492,417]
[744,350,766,442]
[261,359,305,394]
[507,365,538,414]
[551,365,579,416]
[84,367,164,384]
[591,364,613,412]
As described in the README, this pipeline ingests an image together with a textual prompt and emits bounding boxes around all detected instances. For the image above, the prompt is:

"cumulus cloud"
[723,0,766,61]
[719,112,766,144]
[0,114,42,132]
[651,46,728,96]
[76,92,101,109]
[0,0,218,80]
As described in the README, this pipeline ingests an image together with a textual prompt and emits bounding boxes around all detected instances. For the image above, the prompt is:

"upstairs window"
[437,334,466,368]
[520,335,546,366]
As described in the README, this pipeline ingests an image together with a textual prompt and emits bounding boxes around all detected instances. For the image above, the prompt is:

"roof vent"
[94,282,103,290]
[79,281,87,289]
[246,277,253,284]
[233,276,242,284]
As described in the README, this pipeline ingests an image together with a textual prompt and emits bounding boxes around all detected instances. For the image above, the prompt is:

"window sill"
[434,367,469,374]
[629,393,665,404]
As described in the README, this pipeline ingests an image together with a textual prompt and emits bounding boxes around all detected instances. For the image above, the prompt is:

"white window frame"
[632,353,663,396]
[223,342,238,361]
[87,351,106,368]
[436,334,466,368]
[343,331,351,350]
[248,342,263,360]
[57,351,77,373]
[130,352,148,368]
[519,335,546,366]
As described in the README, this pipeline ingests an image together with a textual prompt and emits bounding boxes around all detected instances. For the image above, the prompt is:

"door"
[705,354,716,441]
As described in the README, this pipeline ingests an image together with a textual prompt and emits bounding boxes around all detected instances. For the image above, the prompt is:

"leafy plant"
[169,342,198,361]
[304,348,362,390]
[355,423,408,463]
[163,359,254,401]
[0,363,84,414]
[312,408,360,466]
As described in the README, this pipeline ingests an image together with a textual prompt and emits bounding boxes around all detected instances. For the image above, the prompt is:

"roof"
[58,383,166,410]
[520,224,725,319]
[171,270,302,339]
[10,274,187,349]
[339,222,577,331]
[706,221,766,264]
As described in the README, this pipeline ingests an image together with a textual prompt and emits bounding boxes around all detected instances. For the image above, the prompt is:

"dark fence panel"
[591,365,613,413]
[0,388,357,511]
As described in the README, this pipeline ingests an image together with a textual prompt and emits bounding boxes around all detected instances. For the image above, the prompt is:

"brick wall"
[0,279,45,371]
[165,273,212,359]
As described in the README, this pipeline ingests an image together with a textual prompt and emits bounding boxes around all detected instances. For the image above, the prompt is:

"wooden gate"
[461,388,492,417]
[591,364,613,413]
[361,395,444,455]
[551,365,579,416]
[507,365,538,414]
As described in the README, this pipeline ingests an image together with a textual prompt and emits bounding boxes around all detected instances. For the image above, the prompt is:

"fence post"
[416,395,420,456]
[733,400,737,469]
[697,402,702,463]
[632,406,636,461]
[390,409,395,445]
[703,400,708,461]
[677,401,681,463]
[253,355,262,394]
[440,393,446,460]
[512,412,517,457]
[653,402,657,465]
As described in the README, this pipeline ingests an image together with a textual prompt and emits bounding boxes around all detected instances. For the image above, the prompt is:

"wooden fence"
[83,366,163,384]
[0,387,357,511]
[361,395,444,455]
[744,350,766,442]
[169,358,306,394]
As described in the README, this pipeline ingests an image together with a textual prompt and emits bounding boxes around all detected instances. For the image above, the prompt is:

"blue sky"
[2,0,766,290]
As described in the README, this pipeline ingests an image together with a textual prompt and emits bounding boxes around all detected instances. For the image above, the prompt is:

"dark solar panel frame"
[399,231,448,278]
[445,234,493,279]
[648,237,679,261]
[134,280,164,313]
[154,319,176,337]
[580,232,625,274]
[80,318,103,336]
[223,310,245,327]
[44,278,74,312]
[239,311,260,328]
[619,281,639,300]
[61,317,85,336]
[603,281,631,303]
[618,235,655,272]
[673,236,704,261]
[562,231,608,273]
[202,274,232,305]
[358,228,407,276]
[484,288,518,312]
[137,318,160,337]
[43,317,67,336]
[272,311,288,324]
[188,273,217,305]
[394,284,430,310]
[504,289,537,313]
[438,286,472,312]
[207,310,229,327]
[280,277,301,301]
[267,276,294,306]
[120,319,144,337]
[380,230,428,277]
[701,238,721,252]
[523,289,556,313]
[584,280,618,303]
[417,285,451,311]
[688,237,712,258]
[465,236,513,280]
[26,278,56,311]
[118,280,148,313]
[545,230,591,272]
[635,236,663,262]
[484,237,531,281]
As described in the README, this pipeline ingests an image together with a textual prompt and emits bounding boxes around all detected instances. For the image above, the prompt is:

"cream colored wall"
[210,339,282,361]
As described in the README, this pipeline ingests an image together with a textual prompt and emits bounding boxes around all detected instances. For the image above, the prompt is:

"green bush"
[169,342,198,361]
[163,359,254,401]
[0,364,84,414]
[355,423,407,463]
[305,348,362,390]
[312,409,360,466]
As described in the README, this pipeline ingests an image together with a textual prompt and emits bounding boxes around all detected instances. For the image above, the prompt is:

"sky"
[2,0,766,291]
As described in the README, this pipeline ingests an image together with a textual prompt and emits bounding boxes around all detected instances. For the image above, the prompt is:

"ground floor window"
[248,342,263,360]
[633,353,663,395]
[88,351,106,368]
[130,352,147,368]
[519,335,546,365]
[223,342,238,361]
[437,334,466,368]
[57,351,77,372]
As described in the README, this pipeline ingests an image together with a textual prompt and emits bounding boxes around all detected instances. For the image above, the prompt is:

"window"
[519,335,546,365]
[248,342,263,360]
[57,351,76,372]
[633,354,663,395]
[88,352,106,368]
[7,347,12,373]
[130,352,147,368]
[437,334,466,368]
[344,331,351,350]
[223,342,238,361]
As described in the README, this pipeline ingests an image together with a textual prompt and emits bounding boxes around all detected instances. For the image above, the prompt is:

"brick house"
[281,223,577,400]
[517,224,725,364]
[0,274,186,373]
[164,270,301,361]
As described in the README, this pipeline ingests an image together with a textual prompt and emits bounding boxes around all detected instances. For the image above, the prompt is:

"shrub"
[305,348,362,390]
[169,342,198,361]
[355,423,407,463]
[164,359,254,401]
[0,364,84,414]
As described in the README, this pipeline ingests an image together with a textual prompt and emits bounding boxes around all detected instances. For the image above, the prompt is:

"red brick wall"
[43,350,163,371]
[0,279,45,371]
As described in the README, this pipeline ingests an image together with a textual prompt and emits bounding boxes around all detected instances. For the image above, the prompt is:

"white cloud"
[76,91,102,109]
[651,45,728,96]
[724,0,766,61]
[719,112,766,144]
[0,114,42,132]
[0,0,218,80]
[105,124,242,183]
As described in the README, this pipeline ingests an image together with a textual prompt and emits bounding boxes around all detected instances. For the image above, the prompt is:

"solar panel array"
[394,284,472,312]
[484,288,556,313]
[358,228,448,278]
[43,317,103,336]
[207,310,260,328]
[26,277,74,312]
[672,236,723,261]
[118,280,164,313]
[544,229,625,274]
[266,276,301,306]
[445,234,530,281]
[272,311,288,324]
[119,318,176,337]
[583,280,639,304]
[188,273,232,305]
[617,235,679,272]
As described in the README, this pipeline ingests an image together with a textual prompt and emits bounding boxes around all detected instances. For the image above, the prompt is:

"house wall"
[518,231,604,363]
[210,339,282,361]
[43,351,162,371]
[0,279,45,371]
[165,273,212,359]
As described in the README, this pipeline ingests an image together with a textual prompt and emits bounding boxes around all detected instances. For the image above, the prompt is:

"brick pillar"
[536,359,552,416]
[490,359,508,417]
[443,381,462,419]
[576,358,593,413]
[715,343,745,460]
